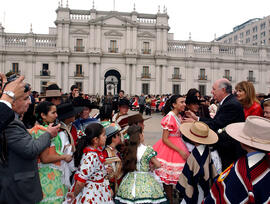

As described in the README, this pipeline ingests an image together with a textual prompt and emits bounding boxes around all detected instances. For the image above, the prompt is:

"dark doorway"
[104,69,121,96]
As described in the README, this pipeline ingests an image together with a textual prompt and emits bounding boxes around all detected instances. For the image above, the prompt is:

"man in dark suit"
[185,78,245,170]
[0,88,60,204]
[0,74,26,133]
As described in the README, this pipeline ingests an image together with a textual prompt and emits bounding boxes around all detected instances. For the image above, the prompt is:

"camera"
[53,119,60,127]
[5,74,30,92]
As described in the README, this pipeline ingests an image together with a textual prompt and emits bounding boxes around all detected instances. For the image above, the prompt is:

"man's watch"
[3,90,15,100]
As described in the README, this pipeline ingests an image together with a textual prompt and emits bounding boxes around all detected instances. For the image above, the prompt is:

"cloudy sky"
[1,0,269,42]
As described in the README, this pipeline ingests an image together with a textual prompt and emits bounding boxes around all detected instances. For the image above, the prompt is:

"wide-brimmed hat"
[72,97,99,109]
[57,103,83,121]
[185,95,205,105]
[225,116,270,151]
[127,113,151,126]
[118,98,130,107]
[47,83,62,91]
[105,123,121,138]
[180,121,218,145]
[39,90,62,98]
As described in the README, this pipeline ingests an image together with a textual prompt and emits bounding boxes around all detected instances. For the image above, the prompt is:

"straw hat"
[39,89,62,98]
[180,121,218,145]
[225,116,270,151]
[105,123,121,138]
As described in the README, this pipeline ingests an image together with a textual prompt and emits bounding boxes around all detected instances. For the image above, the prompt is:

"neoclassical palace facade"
[0,5,270,96]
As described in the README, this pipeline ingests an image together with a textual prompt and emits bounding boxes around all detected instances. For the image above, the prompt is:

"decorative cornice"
[104,30,123,37]
[70,29,89,35]
[137,31,156,38]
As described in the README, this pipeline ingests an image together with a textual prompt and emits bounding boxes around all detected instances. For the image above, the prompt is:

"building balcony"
[74,72,84,77]
[141,49,151,54]
[198,75,207,80]
[10,70,21,75]
[108,47,118,53]
[247,76,256,82]
[223,76,232,81]
[172,74,182,79]
[74,46,85,52]
[40,70,51,76]
[141,73,151,78]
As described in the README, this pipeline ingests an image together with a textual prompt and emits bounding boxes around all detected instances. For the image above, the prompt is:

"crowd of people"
[0,72,270,204]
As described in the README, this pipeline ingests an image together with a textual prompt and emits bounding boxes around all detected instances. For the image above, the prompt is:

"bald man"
[185,78,245,170]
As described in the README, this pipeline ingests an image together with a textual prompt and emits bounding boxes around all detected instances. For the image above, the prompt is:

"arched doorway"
[104,69,121,95]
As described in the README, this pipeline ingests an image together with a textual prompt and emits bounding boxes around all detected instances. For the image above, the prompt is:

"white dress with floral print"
[68,147,113,204]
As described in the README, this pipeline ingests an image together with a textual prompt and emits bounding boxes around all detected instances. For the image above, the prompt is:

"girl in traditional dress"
[115,125,167,204]
[153,95,189,204]
[66,123,113,204]
[30,101,72,203]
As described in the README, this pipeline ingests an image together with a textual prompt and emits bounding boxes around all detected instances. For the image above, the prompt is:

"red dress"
[153,111,189,185]
[244,101,263,119]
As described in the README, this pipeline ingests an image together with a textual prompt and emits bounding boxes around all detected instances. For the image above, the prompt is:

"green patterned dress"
[30,125,67,204]
[115,144,167,203]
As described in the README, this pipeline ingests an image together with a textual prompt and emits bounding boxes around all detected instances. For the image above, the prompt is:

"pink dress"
[153,111,189,185]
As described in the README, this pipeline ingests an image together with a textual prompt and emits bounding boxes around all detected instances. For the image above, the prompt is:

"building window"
[12,63,19,74]
[199,85,206,96]
[261,39,266,45]
[253,35,257,40]
[228,38,232,43]
[172,67,181,79]
[75,64,83,77]
[224,40,227,43]
[109,40,118,53]
[141,66,150,78]
[240,32,244,38]
[247,70,255,82]
[224,70,232,81]
[246,38,250,43]
[142,83,149,95]
[261,32,265,37]
[260,22,266,30]
[253,26,257,33]
[40,81,48,94]
[198,68,207,80]
[173,84,180,95]
[234,35,238,41]
[75,82,83,92]
[75,39,84,52]
[246,30,250,35]
[142,42,151,54]
[41,63,50,76]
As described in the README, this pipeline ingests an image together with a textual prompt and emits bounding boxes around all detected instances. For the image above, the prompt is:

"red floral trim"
[74,173,86,183]
[83,146,105,163]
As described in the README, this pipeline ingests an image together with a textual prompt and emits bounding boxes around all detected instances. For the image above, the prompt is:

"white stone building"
[217,15,270,46]
[0,4,270,96]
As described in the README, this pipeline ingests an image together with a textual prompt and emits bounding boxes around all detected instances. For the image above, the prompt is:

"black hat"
[118,98,130,107]
[185,95,204,105]
[47,83,61,91]
[72,97,99,109]
[57,103,83,121]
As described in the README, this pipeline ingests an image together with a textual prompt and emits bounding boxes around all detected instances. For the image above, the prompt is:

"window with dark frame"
[75,39,84,52]
[173,84,180,94]
[199,85,206,96]
[41,63,49,76]
[142,83,149,95]
[12,63,19,74]
[109,40,118,53]
[75,64,83,76]
[75,82,83,92]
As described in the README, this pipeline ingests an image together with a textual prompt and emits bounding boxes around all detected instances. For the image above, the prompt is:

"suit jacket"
[0,102,14,134]
[0,114,51,204]
[200,94,246,170]
[200,94,245,132]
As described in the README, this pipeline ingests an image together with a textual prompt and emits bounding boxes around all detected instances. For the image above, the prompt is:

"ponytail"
[74,123,104,167]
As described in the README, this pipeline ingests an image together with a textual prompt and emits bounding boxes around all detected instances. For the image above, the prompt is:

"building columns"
[88,63,94,95]
[125,64,130,95]
[95,63,101,94]
[155,65,160,94]
[131,64,136,95]
[63,62,69,93]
